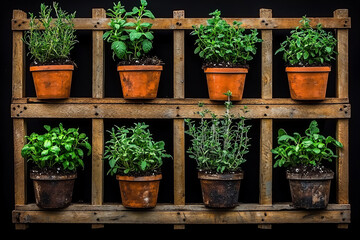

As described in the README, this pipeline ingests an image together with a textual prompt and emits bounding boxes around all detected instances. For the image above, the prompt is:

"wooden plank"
[12,10,26,99]
[173,10,186,230]
[10,103,351,119]
[336,119,349,204]
[17,97,350,105]
[12,17,351,31]
[12,203,350,224]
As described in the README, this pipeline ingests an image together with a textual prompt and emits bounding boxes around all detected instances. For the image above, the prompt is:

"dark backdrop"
[1,0,359,238]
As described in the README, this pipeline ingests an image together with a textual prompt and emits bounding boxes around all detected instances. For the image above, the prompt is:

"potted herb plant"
[185,91,251,208]
[103,0,163,99]
[23,2,78,99]
[104,122,172,208]
[275,16,337,100]
[21,123,91,209]
[191,10,262,101]
[272,120,343,209]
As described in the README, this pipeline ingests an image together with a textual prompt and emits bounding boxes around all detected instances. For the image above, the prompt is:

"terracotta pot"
[286,66,331,100]
[204,67,248,101]
[198,171,244,208]
[286,170,334,209]
[30,170,77,209]
[30,65,74,99]
[117,65,163,99]
[116,174,162,209]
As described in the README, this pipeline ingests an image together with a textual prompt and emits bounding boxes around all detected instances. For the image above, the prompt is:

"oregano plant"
[103,0,157,63]
[185,91,251,173]
[191,10,262,67]
[23,2,78,65]
[275,16,337,66]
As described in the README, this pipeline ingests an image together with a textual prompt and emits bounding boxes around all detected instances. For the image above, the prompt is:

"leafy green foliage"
[23,2,78,64]
[275,16,337,66]
[21,123,91,171]
[191,10,262,65]
[103,0,155,61]
[104,122,172,176]
[272,120,343,168]
[185,91,251,173]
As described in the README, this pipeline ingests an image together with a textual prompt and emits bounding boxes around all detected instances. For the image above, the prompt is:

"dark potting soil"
[116,168,162,177]
[117,56,164,66]
[30,166,76,176]
[30,58,76,67]
[286,165,333,177]
[202,61,249,69]
[285,62,332,68]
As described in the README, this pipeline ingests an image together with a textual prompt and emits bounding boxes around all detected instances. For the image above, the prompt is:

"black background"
[1,0,359,238]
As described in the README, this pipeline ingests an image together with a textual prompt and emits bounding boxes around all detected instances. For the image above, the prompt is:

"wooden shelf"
[13,203,350,225]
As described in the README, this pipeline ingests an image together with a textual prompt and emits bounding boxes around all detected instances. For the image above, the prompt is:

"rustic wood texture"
[13,203,350,224]
[336,119,349,204]
[10,102,351,119]
[12,17,351,31]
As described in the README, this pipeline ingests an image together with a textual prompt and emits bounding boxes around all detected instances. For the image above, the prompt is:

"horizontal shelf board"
[12,17,351,31]
[13,203,350,224]
[11,98,351,119]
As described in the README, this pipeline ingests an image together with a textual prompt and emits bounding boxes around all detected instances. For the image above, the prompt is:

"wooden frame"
[11,8,351,229]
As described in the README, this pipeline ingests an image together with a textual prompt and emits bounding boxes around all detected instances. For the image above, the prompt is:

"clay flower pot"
[117,65,163,99]
[286,170,334,209]
[286,66,331,100]
[198,171,244,208]
[30,170,77,209]
[116,174,162,209]
[204,68,248,101]
[30,65,74,99]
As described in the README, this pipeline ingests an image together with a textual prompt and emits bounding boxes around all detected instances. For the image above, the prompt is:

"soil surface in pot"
[30,58,76,66]
[117,56,164,66]
[30,166,76,176]
[202,61,249,69]
[116,169,162,178]
[286,165,333,178]
[285,62,331,68]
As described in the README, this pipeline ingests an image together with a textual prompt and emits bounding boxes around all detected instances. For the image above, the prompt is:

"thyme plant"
[272,120,343,168]
[191,10,262,67]
[185,91,251,173]
[104,122,172,176]
[23,2,77,65]
[275,16,337,66]
[103,0,156,61]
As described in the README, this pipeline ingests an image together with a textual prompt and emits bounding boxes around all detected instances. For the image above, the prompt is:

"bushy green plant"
[104,122,172,176]
[103,0,155,61]
[272,120,343,168]
[23,2,78,65]
[275,16,337,66]
[21,123,91,171]
[185,91,251,173]
[191,10,262,66]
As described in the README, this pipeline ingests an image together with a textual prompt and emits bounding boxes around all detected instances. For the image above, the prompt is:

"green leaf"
[44,125,51,131]
[143,10,155,19]
[129,31,142,41]
[142,39,152,53]
[44,140,51,148]
[140,161,147,170]
[111,41,127,58]
[144,31,154,40]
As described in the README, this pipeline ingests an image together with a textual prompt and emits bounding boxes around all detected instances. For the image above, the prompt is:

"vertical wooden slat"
[12,10,28,230]
[173,10,185,230]
[91,9,105,229]
[259,8,273,230]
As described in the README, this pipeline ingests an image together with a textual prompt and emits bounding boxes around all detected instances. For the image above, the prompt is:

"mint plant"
[104,122,172,176]
[191,10,262,67]
[23,2,77,65]
[103,0,156,62]
[275,16,337,66]
[21,123,91,171]
[272,120,343,168]
[185,91,251,173]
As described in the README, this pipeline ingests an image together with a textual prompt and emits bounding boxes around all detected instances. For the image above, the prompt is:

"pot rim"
[116,173,162,182]
[30,65,74,72]
[198,171,244,180]
[204,67,248,74]
[30,171,77,180]
[286,171,334,180]
[117,65,163,71]
[285,66,331,73]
